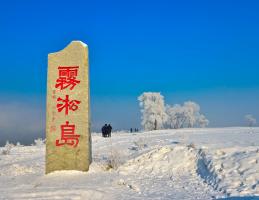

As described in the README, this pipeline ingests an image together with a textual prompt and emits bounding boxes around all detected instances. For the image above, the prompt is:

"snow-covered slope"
[0,128,258,200]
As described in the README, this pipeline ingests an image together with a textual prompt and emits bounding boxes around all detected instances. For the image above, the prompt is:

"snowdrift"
[0,128,258,199]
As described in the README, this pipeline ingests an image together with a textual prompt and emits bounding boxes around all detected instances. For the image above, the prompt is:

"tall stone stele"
[46,41,91,174]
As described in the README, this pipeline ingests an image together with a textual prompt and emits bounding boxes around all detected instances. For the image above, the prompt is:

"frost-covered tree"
[165,101,209,129]
[183,101,201,128]
[138,92,167,131]
[197,114,210,128]
[166,104,186,129]
[245,114,256,127]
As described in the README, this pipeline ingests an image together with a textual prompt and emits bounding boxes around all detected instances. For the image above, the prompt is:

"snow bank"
[119,146,197,177]
[197,147,259,196]
[0,127,258,199]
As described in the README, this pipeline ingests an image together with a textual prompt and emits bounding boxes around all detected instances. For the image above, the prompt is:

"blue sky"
[0,0,259,144]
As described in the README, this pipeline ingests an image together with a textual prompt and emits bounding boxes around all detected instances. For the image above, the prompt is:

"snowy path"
[0,128,258,199]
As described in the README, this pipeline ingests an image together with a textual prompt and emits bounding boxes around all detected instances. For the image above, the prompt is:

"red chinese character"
[55,66,80,90]
[57,95,81,115]
[56,121,80,147]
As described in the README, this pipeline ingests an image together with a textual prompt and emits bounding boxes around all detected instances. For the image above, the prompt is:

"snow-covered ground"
[0,127,259,200]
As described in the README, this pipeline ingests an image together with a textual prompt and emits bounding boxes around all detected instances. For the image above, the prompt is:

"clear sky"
[0,0,259,145]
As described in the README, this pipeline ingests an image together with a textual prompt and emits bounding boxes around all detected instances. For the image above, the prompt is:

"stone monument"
[46,41,91,174]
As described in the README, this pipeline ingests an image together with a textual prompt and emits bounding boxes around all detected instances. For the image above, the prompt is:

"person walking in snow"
[102,124,108,137]
[107,124,112,137]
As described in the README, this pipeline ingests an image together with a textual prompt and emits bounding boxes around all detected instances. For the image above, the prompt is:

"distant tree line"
[138,92,209,131]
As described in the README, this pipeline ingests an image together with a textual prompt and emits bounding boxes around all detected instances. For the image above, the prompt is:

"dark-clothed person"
[102,124,108,137]
[107,124,112,137]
